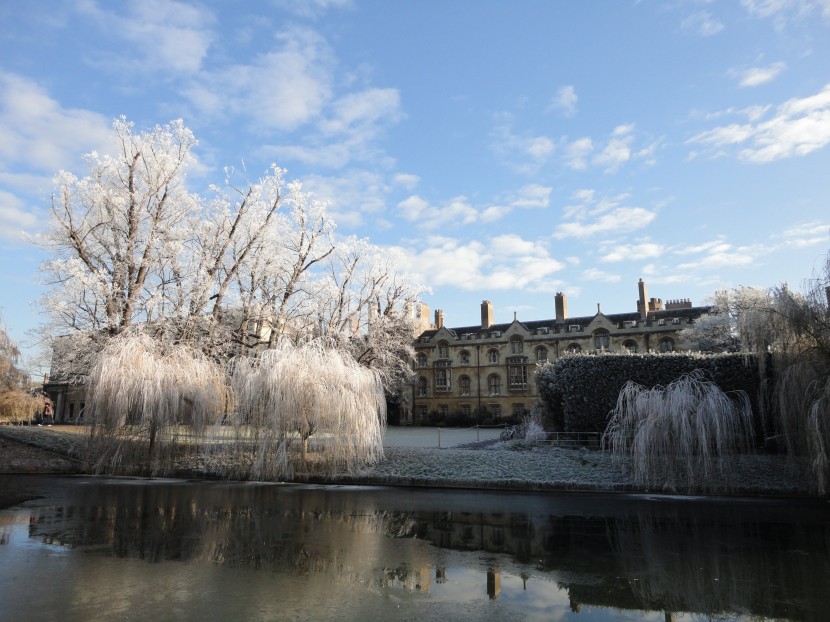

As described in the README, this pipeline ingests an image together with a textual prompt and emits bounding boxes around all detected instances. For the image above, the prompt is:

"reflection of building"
[412,279,709,422]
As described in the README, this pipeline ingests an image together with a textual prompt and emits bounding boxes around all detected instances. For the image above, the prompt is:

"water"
[1,475,828,621]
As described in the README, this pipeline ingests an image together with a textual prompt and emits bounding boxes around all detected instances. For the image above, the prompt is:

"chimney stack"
[637,278,648,319]
[481,300,494,329]
[555,292,568,321]
[434,309,444,329]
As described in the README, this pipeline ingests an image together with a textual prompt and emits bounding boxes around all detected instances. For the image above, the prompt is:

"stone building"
[411,279,709,423]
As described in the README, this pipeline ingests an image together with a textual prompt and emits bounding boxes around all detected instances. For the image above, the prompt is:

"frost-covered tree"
[680,286,787,353]
[41,118,198,336]
[84,332,228,475]
[225,340,386,480]
[315,238,425,397]
[38,117,423,478]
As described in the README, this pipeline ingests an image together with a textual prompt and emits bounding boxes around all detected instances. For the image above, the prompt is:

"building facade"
[411,279,709,423]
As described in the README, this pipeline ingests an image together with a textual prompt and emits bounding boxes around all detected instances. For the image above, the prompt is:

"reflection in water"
[1,476,829,621]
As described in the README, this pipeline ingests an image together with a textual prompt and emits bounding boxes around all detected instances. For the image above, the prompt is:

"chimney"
[555,292,568,321]
[481,300,493,329]
[435,309,444,329]
[637,278,648,319]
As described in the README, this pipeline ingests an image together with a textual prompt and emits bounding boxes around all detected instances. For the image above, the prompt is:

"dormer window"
[510,336,523,355]
[437,340,449,359]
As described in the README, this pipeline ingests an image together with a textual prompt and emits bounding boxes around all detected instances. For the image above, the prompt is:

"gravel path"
[0,425,813,497]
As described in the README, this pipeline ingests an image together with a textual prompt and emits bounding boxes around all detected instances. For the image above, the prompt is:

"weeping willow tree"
[770,253,830,493]
[603,371,754,493]
[85,333,229,476]
[216,339,386,481]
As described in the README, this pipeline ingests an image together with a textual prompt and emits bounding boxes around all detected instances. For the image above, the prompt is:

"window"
[535,346,548,362]
[439,404,448,417]
[508,364,528,390]
[416,353,427,368]
[567,343,582,353]
[487,349,500,364]
[437,340,449,359]
[623,340,638,354]
[459,375,471,396]
[512,404,525,418]
[435,366,452,392]
[459,350,470,365]
[417,376,428,397]
[418,405,427,419]
[461,404,471,417]
[659,337,675,352]
[510,336,524,354]
[488,374,501,395]
[489,403,501,418]
[593,329,610,350]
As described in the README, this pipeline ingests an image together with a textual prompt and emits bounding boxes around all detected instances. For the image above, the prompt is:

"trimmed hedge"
[536,353,761,438]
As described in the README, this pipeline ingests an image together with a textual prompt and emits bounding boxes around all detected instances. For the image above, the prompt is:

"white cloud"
[674,238,733,255]
[550,85,578,117]
[78,0,214,74]
[738,62,787,87]
[273,0,353,19]
[399,235,564,291]
[321,88,403,137]
[682,11,725,36]
[555,207,657,239]
[302,170,390,228]
[396,195,477,228]
[593,124,634,172]
[0,73,112,174]
[510,184,552,209]
[688,83,830,162]
[393,173,420,190]
[490,115,555,174]
[775,220,830,246]
[0,190,37,239]
[186,27,335,131]
[741,0,830,20]
[564,137,593,170]
[600,242,665,263]
[581,268,622,283]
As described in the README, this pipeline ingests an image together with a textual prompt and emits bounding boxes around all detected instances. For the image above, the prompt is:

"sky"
[1,0,830,371]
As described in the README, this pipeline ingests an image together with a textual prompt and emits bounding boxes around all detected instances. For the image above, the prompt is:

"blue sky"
[2,0,829,368]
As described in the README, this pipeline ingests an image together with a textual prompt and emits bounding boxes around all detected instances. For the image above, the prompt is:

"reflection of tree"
[607,511,830,619]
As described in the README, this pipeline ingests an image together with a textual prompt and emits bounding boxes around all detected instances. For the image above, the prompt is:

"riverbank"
[0,425,813,497]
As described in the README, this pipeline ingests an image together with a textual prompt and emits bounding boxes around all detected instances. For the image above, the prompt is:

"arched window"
[535,346,548,362]
[593,329,610,350]
[567,343,582,353]
[659,337,675,352]
[437,340,449,359]
[488,374,501,395]
[417,376,427,397]
[487,349,500,364]
[416,353,427,368]
[623,340,638,353]
[510,336,524,354]
[459,350,470,365]
[459,375,471,396]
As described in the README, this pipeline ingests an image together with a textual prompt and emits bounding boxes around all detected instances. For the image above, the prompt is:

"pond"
[1,475,828,621]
